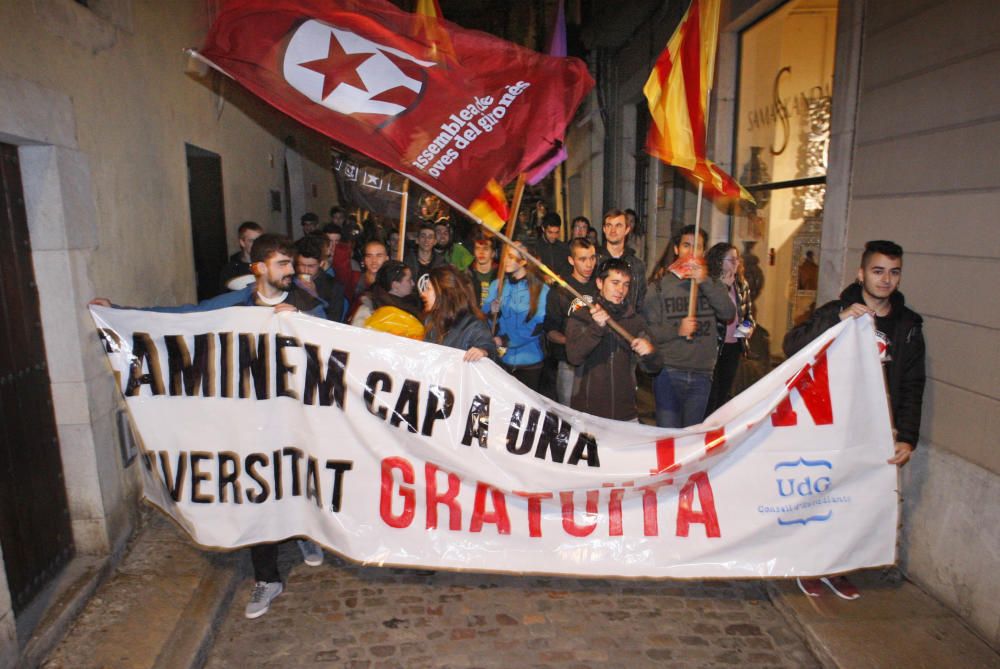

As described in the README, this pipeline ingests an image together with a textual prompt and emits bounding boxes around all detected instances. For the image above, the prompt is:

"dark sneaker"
[245,581,283,619]
[298,539,323,567]
[796,577,825,597]
[821,575,861,600]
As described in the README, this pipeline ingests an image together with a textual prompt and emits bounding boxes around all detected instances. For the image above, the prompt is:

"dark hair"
[417,222,437,237]
[706,242,739,281]
[603,208,625,222]
[363,239,388,255]
[470,227,495,247]
[862,240,903,267]
[322,223,342,235]
[542,212,562,229]
[423,266,485,343]
[250,233,295,263]
[571,216,590,229]
[238,221,262,236]
[568,238,594,255]
[649,225,711,282]
[295,235,326,261]
[301,212,319,224]
[375,260,410,293]
[329,205,344,218]
[674,225,708,248]
[624,208,637,218]
[596,257,632,281]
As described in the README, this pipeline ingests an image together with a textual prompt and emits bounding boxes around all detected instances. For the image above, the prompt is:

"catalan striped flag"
[413,0,456,64]
[415,0,510,230]
[468,178,510,232]
[644,0,752,202]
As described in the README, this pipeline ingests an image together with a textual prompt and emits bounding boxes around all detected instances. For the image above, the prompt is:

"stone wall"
[0,1,338,661]
[847,0,1000,647]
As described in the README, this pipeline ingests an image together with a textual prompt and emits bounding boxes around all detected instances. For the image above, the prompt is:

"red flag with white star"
[196,0,593,209]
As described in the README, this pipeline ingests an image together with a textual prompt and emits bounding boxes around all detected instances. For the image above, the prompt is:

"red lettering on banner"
[560,490,599,537]
[380,457,415,528]
[771,342,834,427]
[608,488,625,536]
[639,481,671,536]
[514,491,553,537]
[425,462,461,530]
[676,472,721,538]
[652,437,677,478]
[470,483,511,534]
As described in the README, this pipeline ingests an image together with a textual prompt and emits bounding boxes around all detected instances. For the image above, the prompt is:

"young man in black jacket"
[783,240,925,600]
[566,259,657,421]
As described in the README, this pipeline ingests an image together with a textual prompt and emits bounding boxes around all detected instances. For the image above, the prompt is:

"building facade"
[569,0,999,647]
[0,2,338,664]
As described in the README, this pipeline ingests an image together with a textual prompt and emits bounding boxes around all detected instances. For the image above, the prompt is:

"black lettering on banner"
[238,333,269,399]
[164,333,214,397]
[283,446,305,496]
[461,394,490,448]
[305,456,321,508]
[126,332,164,396]
[421,385,454,437]
[325,460,353,512]
[508,407,540,455]
[534,412,571,463]
[505,403,526,453]
[568,433,601,467]
[303,345,349,408]
[245,453,270,503]
[219,332,233,398]
[391,379,421,433]
[158,451,186,501]
[364,371,392,419]
[272,448,283,500]
[275,335,300,400]
[217,451,243,503]
[98,328,125,389]
[190,451,214,503]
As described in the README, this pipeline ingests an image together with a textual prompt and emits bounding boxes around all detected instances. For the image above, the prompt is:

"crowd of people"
[90,194,925,615]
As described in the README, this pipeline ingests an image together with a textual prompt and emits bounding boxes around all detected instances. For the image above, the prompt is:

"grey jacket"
[643,273,735,372]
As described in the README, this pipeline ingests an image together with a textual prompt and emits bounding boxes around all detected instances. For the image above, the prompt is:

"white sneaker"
[245,581,283,619]
[297,539,323,567]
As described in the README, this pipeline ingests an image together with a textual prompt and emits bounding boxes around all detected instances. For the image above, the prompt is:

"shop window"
[733,0,838,360]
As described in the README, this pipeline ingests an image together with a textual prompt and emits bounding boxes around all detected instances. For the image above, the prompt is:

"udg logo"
[757,457,850,527]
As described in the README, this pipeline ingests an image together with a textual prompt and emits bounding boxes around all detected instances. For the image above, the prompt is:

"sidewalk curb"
[765,581,838,669]
[151,553,244,669]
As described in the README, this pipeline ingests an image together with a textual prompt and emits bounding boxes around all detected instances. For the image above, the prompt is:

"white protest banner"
[90,306,898,578]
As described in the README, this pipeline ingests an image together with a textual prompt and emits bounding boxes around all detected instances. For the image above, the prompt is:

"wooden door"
[0,143,74,614]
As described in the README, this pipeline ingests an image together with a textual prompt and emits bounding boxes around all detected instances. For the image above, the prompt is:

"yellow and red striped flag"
[415,0,510,230]
[414,0,456,64]
[644,0,752,202]
[468,178,510,231]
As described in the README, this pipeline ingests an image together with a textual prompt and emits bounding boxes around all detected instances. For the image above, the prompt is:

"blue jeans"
[654,367,713,428]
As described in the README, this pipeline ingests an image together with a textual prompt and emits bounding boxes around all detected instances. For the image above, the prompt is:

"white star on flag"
[283,20,435,118]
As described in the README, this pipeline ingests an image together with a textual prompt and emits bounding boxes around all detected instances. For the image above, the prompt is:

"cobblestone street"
[205,544,820,668]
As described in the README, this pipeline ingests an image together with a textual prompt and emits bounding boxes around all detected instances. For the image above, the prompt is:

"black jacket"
[542,276,597,362]
[565,298,658,421]
[783,283,925,446]
[596,244,647,313]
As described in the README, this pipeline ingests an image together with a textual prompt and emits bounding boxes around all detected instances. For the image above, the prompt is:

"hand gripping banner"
[90,307,898,578]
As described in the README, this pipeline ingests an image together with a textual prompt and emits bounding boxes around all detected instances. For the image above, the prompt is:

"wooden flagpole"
[396,179,409,261]
[491,174,528,334]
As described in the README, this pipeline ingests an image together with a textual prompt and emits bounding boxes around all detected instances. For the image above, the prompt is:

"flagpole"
[491,174,528,334]
[396,179,409,261]
[397,170,636,342]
